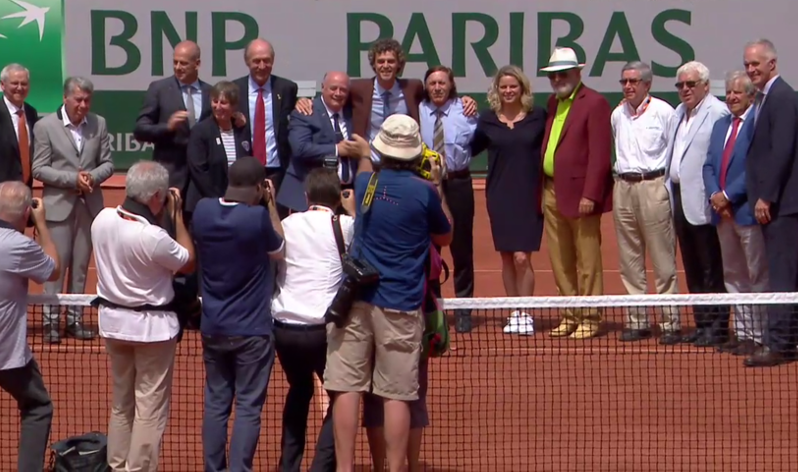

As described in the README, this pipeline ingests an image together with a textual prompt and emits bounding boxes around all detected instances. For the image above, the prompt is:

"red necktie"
[719,117,741,190]
[253,87,267,165]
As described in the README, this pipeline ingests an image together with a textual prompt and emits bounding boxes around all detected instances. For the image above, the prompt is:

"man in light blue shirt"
[419,66,478,333]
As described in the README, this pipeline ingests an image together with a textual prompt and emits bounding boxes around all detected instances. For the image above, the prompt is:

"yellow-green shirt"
[543,83,581,177]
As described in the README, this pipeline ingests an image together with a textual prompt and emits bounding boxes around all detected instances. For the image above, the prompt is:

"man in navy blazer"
[702,71,768,357]
[280,71,361,213]
[741,39,798,367]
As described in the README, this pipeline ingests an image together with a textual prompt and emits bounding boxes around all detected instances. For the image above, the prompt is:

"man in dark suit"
[539,47,613,340]
[232,38,298,200]
[0,64,38,187]
[281,71,361,213]
[702,70,766,357]
[134,40,212,198]
[741,39,798,367]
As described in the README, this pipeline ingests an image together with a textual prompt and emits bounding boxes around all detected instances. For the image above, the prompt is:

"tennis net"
[2,292,798,471]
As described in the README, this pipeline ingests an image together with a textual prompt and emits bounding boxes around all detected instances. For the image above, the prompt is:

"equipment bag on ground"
[49,432,110,472]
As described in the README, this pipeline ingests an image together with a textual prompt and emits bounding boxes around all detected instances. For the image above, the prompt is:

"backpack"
[422,245,450,359]
[49,432,111,472]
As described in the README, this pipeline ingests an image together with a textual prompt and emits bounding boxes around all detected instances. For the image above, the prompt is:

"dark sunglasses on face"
[675,80,698,90]
[619,79,641,85]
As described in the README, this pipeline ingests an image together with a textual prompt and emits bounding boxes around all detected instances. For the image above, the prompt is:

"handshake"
[335,134,370,158]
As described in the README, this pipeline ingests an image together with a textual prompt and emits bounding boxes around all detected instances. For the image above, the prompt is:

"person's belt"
[273,319,326,331]
[90,296,174,312]
[617,168,666,183]
[446,168,471,180]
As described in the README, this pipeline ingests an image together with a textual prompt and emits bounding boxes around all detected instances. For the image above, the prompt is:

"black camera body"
[26,199,38,228]
[324,254,380,328]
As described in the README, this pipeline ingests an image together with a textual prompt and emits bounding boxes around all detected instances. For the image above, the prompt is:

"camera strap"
[331,215,347,262]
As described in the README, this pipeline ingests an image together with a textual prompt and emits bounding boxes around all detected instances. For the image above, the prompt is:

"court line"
[472,268,685,274]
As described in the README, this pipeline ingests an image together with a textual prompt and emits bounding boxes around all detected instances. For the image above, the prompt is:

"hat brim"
[371,135,423,161]
[540,63,585,73]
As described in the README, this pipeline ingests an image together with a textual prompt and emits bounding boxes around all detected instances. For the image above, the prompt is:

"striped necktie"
[433,109,445,157]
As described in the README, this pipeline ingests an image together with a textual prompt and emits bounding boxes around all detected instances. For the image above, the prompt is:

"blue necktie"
[382,91,392,120]
[333,113,350,183]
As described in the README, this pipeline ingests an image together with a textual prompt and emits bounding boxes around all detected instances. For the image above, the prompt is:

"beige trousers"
[105,337,177,472]
[542,179,604,323]
[612,176,681,331]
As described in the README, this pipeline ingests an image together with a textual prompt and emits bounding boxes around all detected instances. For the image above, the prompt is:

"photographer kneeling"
[324,115,453,472]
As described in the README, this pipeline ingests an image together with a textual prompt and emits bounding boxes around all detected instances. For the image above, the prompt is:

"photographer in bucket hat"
[323,114,453,472]
[539,47,614,340]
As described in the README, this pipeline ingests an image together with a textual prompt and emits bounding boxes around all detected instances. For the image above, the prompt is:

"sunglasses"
[675,80,699,90]
[619,79,642,85]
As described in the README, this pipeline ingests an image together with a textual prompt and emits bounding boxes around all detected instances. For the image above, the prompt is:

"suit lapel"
[557,87,586,147]
[199,81,213,121]
[270,76,282,140]
[0,99,19,154]
[56,107,80,154]
[681,100,710,156]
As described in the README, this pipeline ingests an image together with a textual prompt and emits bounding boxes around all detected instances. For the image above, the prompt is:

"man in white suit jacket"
[665,61,730,347]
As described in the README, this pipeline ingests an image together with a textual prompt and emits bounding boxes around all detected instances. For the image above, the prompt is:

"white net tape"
[27,292,798,310]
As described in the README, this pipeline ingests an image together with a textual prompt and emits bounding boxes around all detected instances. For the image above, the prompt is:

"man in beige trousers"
[610,61,682,345]
[91,161,195,471]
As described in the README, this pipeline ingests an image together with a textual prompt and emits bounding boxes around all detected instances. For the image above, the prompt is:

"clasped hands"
[710,192,733,219]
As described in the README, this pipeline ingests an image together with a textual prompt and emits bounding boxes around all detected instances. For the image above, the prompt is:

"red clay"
[3,179,795,471]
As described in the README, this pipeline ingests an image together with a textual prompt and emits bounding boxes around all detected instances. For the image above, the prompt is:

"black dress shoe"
[659,331,683,345]
[619,329,652,342]
[717,338,741,353]
[681,330,704,344]
[66,322,97,341]
[454,311,472,333]
[730,340,758,357]
[744,346,793,367]
[695,333,729,348]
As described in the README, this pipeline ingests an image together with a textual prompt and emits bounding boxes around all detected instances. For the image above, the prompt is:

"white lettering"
[108,133,153,152]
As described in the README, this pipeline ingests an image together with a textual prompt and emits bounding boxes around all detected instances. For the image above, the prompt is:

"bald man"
[134,41,213,199]
[233,38,299,212]
[280,71,359,212]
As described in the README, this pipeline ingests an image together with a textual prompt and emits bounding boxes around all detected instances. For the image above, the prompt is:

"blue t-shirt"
[352,170,451,311]
[192,198,284,336]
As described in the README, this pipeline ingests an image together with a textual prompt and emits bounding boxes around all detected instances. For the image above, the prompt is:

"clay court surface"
[2,178,797,471]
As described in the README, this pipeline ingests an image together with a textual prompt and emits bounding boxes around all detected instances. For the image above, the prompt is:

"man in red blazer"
[539,48,613,339]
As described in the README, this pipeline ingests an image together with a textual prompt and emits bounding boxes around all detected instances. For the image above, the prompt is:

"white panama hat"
[540,47,586,73]
[371,114,424,161]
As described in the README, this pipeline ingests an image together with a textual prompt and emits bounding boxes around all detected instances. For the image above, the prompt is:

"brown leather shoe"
[570,322,600,339]
[549,320,578,337]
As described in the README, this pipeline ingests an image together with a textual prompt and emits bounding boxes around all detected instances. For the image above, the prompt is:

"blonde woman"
[471,65,547,335]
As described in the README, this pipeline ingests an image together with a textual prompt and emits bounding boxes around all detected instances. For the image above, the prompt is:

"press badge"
[216,137,221,145]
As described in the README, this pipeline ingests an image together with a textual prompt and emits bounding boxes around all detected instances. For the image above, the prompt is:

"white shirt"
[271,206,355,325]
[669,99,704,184]
[220,129,236,166]
[4,96,24,142]
[91,207,190,343]
[322,98,352,183]
[61,105,87,151]
[612,96,675,174]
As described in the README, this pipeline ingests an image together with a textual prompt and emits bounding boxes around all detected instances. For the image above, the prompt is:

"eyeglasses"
[675,81,699,90]
[547,71,569,79]
[619,79,641,85]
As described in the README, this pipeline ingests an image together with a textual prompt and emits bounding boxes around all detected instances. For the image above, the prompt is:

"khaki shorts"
[324,301,424,401]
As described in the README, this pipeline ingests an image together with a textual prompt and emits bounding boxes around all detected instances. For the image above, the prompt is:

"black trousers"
[274,321,336,472]
[441,171,475,304]
[671,183,729,336]
[762,213,798,352]
[266,167,290,220]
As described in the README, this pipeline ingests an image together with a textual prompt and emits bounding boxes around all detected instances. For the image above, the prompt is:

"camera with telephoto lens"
[26,199,38,228]
[324,254,380,328]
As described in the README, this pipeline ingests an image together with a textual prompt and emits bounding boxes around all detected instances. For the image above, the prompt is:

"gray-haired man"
[32,76,114,343]
[0,181,59,471]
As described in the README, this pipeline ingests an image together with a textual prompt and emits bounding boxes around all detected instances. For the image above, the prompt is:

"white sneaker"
[503,311,522,334]
[515,312,535,336]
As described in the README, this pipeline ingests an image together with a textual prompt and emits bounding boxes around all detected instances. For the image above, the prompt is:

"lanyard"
[628,96,651,118]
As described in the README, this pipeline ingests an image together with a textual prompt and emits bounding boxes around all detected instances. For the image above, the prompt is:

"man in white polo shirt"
[0,180,60,472]
[91,161,195,471]
[611,61,682,345]
[271,167,356,471]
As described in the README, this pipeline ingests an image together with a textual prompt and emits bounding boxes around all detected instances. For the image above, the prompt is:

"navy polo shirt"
[352,170,451,311]
[192,198,284,336]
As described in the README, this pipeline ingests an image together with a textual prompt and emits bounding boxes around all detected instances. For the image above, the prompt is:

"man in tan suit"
[32,76,114,343]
